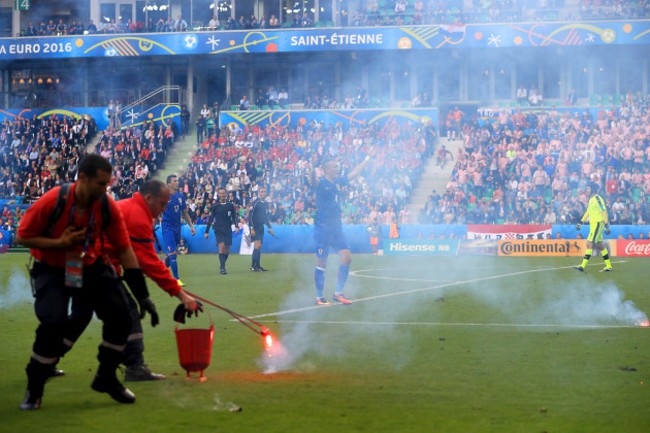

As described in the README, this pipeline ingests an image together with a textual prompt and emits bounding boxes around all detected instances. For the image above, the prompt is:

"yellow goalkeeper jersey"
[583,194,608,224]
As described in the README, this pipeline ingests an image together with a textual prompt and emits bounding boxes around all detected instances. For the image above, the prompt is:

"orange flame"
[639,320,649,328]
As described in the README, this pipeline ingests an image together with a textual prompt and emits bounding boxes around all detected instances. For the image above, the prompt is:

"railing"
[121,85,182,116]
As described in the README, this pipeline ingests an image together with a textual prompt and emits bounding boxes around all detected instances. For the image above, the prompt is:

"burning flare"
[262,327,274,350]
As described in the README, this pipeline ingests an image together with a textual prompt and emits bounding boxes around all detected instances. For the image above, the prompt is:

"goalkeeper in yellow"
[573,190,613,272]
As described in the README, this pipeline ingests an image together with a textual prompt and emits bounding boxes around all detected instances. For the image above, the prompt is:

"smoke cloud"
[258,259,648,373]
[0,266,33,309]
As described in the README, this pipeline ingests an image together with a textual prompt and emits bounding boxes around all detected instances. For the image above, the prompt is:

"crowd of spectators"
[96,121,177,201]
[20,15,192,37]
[0,113,98,241]
[2,88,649,240]
[178,117,437,227]
[18,0,650,37]
[419,91,650,226]
[0,113,97,202]
[0,110,182,245]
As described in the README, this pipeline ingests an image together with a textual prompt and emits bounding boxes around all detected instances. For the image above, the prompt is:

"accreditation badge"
[65,251,83,288]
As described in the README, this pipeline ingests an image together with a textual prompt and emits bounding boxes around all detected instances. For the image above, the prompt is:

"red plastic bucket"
[175,324,214,381]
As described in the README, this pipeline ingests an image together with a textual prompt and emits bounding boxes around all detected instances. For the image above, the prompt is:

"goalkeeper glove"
[604,223,610,235]
[576,223,582,231]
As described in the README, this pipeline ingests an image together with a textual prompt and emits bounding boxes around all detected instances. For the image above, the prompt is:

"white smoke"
[522,279,648,327]
[257,261,648,373]
[258,261,422,373]
[0,266,33,309]
[460,269,648,327]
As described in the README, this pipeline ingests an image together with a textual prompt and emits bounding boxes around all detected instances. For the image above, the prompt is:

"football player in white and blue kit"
[311,155,372,305]
[161,175,195,286]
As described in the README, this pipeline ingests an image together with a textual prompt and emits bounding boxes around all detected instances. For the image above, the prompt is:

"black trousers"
[30,259,132,361]
[66,274,144,366]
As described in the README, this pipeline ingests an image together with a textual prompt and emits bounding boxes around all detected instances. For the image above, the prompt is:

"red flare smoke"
[639,320,649,328]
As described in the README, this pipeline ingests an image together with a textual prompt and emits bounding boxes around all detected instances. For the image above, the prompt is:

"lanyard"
[68,203,94,258]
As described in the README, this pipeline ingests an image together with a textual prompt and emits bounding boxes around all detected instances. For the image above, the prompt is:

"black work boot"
[92,345,135,404]
[125,364,166,382]
[20,390,42,411]
[91,372,136,404]
[20,361,49,410]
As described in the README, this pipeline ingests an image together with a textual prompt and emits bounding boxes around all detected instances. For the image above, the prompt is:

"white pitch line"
[263,319,636,330]
[350,268,453,283]
[245,260,628,320]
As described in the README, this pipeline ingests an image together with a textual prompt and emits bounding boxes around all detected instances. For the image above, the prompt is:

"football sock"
[602,248,612,268]
[252,249,261,268]
[169,254,178,279]
[335,265,350,294]
[219,254,226,269]
[580,249,592,268]
[315,267,325,298]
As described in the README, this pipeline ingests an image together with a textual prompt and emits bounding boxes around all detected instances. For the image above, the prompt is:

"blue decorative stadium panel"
[0,105,181,131]
[220,108,438,130]
[1,21,649,60]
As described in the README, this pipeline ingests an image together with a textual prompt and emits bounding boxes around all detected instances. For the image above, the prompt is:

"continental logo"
[498,240,585,256]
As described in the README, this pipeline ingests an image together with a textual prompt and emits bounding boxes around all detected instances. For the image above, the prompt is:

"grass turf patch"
[1,253,649,432]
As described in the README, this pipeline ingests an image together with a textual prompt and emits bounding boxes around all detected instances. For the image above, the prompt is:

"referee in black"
[249,187,274,271]
[204,188,239,274]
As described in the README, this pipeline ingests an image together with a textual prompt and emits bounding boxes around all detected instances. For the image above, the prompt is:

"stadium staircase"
[155,125,198,181]
[407,137,464,218]
[86,130,104,153]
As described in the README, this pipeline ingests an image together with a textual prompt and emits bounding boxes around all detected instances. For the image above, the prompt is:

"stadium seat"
[250,105,259,110]
[272,105,281,110]
[261,105,270,110]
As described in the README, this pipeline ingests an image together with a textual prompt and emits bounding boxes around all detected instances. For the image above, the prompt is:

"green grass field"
[1,253,649,433]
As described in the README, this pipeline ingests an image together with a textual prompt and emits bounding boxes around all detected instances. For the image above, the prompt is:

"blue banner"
[0,105,180,131]
[1,21,649,60]
[121,104,181,132]
[220,108,438,131]
[0,230,11,246]
[383,239,460,255]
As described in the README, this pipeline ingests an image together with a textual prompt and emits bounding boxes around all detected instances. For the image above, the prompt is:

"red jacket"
[109,192,181,297]
[18,183,130,268]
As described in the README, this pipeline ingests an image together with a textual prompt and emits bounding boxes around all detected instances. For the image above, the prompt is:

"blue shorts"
[163,228,180,254]
[314,226,350,258]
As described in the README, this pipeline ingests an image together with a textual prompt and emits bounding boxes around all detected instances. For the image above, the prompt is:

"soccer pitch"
[1,253,649,433]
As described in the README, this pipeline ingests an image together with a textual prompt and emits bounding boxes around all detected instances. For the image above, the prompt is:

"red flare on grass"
[639,320,649,328]
[261,327,274,350]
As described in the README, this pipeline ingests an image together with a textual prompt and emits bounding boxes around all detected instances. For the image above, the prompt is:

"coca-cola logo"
[624,241,650,256]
